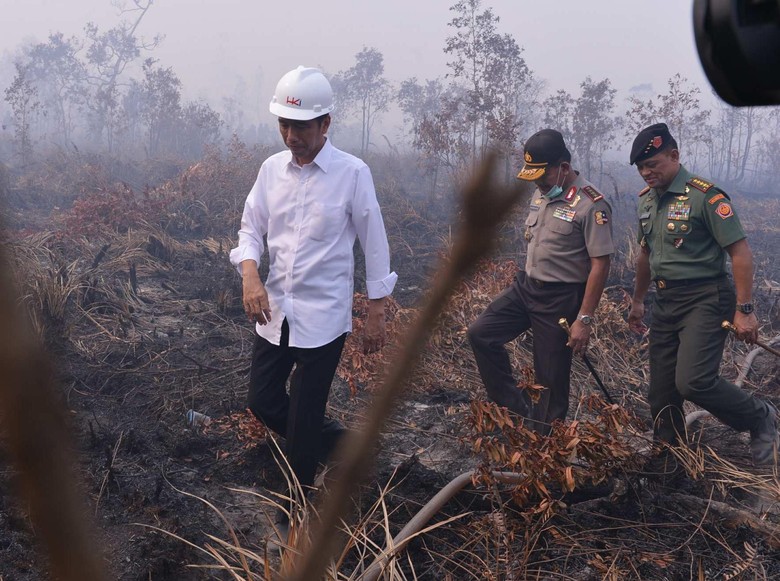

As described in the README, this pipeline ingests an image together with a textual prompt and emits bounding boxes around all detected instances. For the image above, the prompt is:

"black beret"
[517,129,570,180]
[630,123,675,165]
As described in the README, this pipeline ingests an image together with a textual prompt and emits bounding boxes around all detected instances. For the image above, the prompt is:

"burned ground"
[1,160,779,580]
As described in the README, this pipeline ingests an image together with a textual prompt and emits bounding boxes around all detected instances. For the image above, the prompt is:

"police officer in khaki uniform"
[468,129,614,434]
[627,123,778,465]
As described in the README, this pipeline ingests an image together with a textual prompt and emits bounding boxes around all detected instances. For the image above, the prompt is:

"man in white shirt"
[229,66,397,539]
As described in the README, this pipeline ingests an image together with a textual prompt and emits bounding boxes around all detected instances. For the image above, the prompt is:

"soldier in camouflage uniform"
[627,123,778,466]
[468,129,614,434]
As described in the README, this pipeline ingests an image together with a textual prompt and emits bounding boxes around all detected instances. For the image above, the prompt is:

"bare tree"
[571,77,620,182]
[140,59,181,157]
[543,89,575,140]
[83,0,161,150]
[24,33,86,146]
[332,47,391,156]
[4,63,40,166]
[444,0,533,174]
[625,74,710,161]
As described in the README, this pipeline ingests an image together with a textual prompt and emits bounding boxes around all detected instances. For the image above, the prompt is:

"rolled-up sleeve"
[351,165,397,299]
[229,169,268,275]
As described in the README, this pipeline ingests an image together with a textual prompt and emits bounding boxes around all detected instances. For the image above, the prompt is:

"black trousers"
[248,319,347,497]
[468,271,586,434]
[649,277,768,443]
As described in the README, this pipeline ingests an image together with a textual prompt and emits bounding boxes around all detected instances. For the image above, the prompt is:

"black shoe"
[750,403,779,466]
[267,509,290,555]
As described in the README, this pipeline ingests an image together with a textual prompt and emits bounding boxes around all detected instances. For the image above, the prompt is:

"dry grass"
[2,154,779,580]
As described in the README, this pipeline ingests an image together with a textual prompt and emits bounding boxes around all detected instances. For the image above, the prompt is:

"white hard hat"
[269,66,333,121]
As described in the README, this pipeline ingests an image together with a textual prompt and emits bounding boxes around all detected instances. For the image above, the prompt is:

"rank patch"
[553,207,576,222]
[715,202,734,219]
[687,177,714,193]
[594,211,608,225]
[582,186,603,202]
[708,193,726,205]
[667,201,691,221]
[639,186,651,197]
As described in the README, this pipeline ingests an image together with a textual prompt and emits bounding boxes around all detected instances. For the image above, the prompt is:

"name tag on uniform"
[667,201,691,221]
[553,207,576,222]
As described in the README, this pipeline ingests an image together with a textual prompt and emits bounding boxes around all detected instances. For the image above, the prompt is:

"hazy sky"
[1,0,711,125]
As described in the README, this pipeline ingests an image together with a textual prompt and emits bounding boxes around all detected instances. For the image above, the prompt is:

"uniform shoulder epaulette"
[687,176,714,193]
[582,185,603,202]
[638,186,651,197]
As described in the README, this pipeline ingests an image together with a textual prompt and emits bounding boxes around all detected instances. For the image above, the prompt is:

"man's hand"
[241,265,271,325]
[628,300,647,334]
[567,320,591,356]
[362,298,387,354]
[733,310,759,344]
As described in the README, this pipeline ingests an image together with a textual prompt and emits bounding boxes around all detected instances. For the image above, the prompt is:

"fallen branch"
[663,493,780,549]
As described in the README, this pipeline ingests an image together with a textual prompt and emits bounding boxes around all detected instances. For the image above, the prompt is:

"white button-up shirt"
[230,138,397,348]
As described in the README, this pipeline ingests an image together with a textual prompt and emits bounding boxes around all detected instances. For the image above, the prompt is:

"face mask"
[543,166,565,200]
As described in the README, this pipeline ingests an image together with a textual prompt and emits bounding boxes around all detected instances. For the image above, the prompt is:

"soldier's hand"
[628,301,647,334]
[242,275,272,325]
[567,320,591,356]
[733,311,759,344]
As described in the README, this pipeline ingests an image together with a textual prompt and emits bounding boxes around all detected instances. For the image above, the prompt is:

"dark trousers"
[649,278,768,443]
[248,319,347,498]
[468,271,586,434]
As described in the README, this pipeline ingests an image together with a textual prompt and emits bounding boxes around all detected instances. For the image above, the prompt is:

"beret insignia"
[687,177,714,193]
[582,185,603,202]
[652,136,663,148]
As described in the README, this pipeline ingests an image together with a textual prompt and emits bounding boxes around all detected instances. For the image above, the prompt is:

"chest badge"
[667,201,691,221]
[564,186,578,203]
[667,222,676,231]
[674,238,684,248]
[553,207,576,222]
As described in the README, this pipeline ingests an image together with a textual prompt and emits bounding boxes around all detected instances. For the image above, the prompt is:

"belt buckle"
[532,278,544,288]
[657,279,667,290]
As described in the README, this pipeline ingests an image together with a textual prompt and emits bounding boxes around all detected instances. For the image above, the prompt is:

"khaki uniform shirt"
[524,173,614,283]
[637,166,746,281]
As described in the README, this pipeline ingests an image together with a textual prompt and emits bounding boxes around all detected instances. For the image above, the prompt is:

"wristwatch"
[736,302,754,314]
[577,314,593,326]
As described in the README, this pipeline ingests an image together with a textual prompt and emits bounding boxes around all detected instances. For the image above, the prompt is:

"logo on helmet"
[286,97,302,107]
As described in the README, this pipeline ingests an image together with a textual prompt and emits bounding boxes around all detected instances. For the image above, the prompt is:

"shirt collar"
[655,165,691,197]
[286,137,333,173]
[312,137,333,173]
